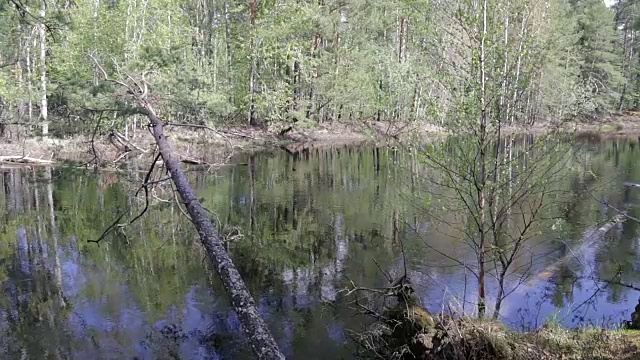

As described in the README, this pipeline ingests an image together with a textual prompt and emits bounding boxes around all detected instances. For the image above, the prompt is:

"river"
[1,135,640,359]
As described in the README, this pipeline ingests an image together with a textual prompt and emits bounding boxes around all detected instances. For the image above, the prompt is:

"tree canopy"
[0,0,635,135]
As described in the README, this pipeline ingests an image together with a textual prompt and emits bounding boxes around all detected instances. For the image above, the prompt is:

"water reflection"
[0,137,640,358]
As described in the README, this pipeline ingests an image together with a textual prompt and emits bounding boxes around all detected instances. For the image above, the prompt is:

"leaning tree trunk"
[139,102,284,359]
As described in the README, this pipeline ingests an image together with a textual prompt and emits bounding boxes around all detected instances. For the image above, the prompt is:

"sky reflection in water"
[0,137,639,358]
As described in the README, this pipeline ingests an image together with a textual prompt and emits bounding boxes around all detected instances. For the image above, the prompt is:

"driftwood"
[180,157,206,165]
[139,103,284,359]
[0,155,53,165]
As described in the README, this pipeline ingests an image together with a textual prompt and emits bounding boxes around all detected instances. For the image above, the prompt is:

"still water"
[1,136,640,359]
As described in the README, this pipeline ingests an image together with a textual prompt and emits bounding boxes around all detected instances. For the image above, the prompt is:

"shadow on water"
[1,136,640,358]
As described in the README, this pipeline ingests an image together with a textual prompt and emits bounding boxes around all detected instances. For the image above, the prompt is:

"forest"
[3,0,640,359]
[0,0,637,138]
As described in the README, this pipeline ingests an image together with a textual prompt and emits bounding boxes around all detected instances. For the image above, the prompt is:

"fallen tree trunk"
[0,155,53,165]
[532,213,626,285]
[139,104,284,359]
[87,61,283,358]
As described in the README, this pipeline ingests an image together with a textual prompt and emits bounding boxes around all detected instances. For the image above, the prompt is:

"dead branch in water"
[180,157,206,165]
[129,152,162,225]
[341,268,436,358]
[88,56,284,359]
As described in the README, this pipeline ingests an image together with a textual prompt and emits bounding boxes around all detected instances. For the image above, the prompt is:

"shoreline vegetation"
[356,311,640,359]
[2,112,640,167]
[346,211,640,359]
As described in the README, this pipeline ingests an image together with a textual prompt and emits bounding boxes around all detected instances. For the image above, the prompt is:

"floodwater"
[1,135,640,359]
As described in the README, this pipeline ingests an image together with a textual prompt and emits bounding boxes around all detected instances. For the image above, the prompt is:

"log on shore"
[0,156,53,165]
[139,104,285,359]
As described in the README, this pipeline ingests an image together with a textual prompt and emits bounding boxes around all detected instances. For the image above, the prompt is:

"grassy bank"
[354,314,640,360]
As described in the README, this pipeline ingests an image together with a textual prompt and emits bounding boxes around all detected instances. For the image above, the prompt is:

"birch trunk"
[499,14,509,123]
[224,1,233,89]
[38,0,48,136]
[15,20,26,119]
[399,16,408,63]
[248,0,258,126]
[26,28,33,122]
[477,0,488,319]
[508,14,528,125]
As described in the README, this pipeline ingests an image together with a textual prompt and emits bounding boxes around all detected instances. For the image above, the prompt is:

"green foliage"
[0,0,635,133]
[572,0,625,115]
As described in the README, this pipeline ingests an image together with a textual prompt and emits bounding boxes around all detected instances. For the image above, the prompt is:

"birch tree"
[38,0,47,136]
[0,0,631,135]
[413,0,573,319]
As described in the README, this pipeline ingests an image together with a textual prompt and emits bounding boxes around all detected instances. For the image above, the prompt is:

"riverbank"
[0,119,422,167]
[355,313,640,360]
[2,112,640,167]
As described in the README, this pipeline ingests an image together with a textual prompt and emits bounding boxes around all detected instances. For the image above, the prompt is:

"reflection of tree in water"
[593,230,640,304]
[589,139,640,305]
[539,174,590,309]
[0,147,465,357]
[163,147,406,357]
[3,228,70,358]
[545,262,580,308]
[531,139,640,324]
[14,141,640,355]
[0,169,70,359]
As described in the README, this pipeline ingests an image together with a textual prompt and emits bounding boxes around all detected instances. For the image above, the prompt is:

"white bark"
[137,0,149,50]
[499,14,509,122]
[46,167,66,308]
[478,0,488,319]
[480,0,487,125]
[38,0,48,136]
[15,19,25,119]
[93,0,99,46]
[509,14,528,125]
[125,0,136,60]
[25,28,33,121]
[93,0,100,86]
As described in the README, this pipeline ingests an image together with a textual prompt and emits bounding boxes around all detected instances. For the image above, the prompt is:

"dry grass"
[0,122,376,167]
[353,314,640,360]
[4,111,640,168]
[0,126,246,167]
